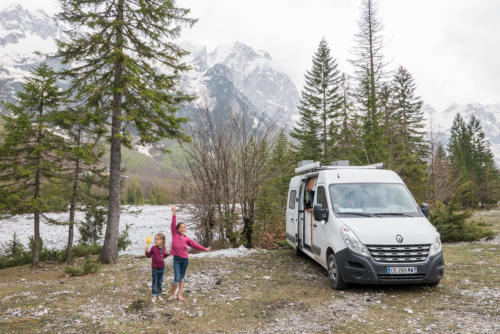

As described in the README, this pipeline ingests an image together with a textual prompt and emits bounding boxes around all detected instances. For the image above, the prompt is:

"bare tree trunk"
[99,0,124,263]
[66,127,82,263]
[32,100,44,267]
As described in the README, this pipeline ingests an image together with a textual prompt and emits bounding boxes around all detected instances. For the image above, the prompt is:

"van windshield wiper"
[373,212,413,217]
[336,212,374,217]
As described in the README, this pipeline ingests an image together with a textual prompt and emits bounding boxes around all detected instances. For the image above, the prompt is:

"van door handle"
[313,223,317,227]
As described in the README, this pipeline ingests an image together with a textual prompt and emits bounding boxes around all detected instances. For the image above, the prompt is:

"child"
[145,233,170,303]
[169,205,210,301]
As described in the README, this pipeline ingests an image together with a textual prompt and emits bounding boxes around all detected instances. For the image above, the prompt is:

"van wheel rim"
[328,256,337,282]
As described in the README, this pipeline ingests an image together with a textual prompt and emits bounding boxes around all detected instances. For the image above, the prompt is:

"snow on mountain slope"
[180,41,300,126]
[0,4,64,102]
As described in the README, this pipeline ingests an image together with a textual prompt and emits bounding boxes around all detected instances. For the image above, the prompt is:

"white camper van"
[286,161,444,289]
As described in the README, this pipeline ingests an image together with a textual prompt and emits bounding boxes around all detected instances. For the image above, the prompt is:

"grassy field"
[1,210,499,333]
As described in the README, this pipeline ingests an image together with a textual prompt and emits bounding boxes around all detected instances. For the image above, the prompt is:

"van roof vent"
[332,160,349,166]
[297,160,314,168]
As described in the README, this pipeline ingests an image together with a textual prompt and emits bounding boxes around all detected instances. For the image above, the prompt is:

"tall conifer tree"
[56,0,195,262]
[350,0,388,164]
[0,64,65,266]
[331,73,357,161]
[291,38,342,163]
[390,66,428,200]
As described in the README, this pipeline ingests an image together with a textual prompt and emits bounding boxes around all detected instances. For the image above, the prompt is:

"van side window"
[288,190,297,209]
[317,186,328,208]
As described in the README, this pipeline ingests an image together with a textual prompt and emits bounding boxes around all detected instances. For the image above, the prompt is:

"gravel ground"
[0,242,499,333]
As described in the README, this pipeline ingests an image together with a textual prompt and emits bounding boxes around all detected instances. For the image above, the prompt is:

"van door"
[313,185,329,264]
[297,179,306,250]
[301,177,316,252]
[285,188,298,246]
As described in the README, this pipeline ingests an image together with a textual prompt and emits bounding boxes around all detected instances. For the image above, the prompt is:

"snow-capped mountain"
[0,4,65,102]
[179,41,300,126]
[0,4,299,129]
[425,103,500,165]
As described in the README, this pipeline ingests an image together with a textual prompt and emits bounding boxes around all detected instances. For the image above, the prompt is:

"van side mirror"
[420,203,430,218]
[313,204,329,222]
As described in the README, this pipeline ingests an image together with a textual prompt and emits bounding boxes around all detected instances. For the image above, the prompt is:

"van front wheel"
[327,253,347,290]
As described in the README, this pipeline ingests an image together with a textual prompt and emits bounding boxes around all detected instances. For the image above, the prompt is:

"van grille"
[365,244,430,263]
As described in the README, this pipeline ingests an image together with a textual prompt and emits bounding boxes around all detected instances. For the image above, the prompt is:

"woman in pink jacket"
[168,205,210,301]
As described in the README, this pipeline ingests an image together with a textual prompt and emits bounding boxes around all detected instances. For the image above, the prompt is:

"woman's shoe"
[168,295,176,301]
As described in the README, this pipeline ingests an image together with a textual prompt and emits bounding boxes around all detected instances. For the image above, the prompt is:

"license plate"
[387,267,417,274]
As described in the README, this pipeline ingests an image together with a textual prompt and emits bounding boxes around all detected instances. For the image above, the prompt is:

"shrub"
[0,236,102,269]
[64,258,101,276]
[3,232,25,258]
[79,204,106,245]
[430,201,495,242]
[118,224,132,252]
[0,252,32,269]
[72,243,102,258]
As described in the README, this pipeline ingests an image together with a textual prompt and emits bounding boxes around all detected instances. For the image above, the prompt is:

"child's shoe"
[152,296,157,303]
[157,296,164,301]
[177,296,184,302]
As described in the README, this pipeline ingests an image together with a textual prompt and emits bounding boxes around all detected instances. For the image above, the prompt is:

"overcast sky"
[5,0,500,112]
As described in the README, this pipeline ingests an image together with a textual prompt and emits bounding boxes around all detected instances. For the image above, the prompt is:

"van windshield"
[329,183,421,217]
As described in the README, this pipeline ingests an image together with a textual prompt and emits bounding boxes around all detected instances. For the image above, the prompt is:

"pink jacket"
[171,215,207,258]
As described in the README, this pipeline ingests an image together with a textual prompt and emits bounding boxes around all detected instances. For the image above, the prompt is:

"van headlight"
[429,233,442,256]
[340,225,369,257]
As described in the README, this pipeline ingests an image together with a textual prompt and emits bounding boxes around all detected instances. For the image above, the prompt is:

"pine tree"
[256,131,294,247]
[0,64,65,266]
[448,113,470,176]
[291,38,342,163]
[79,202,106,245]
[447,114,498,208]
[55,103,107,263]
[332,74,358,162]
[56,0,196,263]
[467,115,495,207]
[290,99,321,162]
[389,66,428,201]
[350,0,388,164]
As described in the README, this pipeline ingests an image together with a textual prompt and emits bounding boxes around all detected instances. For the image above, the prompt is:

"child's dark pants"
[152,267,165,296]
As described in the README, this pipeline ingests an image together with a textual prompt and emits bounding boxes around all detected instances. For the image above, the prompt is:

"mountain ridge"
[0,4,498,165]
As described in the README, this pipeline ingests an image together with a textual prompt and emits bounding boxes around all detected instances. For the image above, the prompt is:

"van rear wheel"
[327,252,347,290]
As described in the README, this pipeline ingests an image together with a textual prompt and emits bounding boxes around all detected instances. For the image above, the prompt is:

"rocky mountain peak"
[0,4,58,45]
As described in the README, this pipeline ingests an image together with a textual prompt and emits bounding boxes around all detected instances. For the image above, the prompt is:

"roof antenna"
[337,168,340,178]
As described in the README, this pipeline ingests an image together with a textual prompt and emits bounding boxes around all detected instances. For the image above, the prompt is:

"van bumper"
[336,248,444,285]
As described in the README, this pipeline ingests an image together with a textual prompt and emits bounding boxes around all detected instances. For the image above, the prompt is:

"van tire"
[327,252,347,290]
[427,280,440,287]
